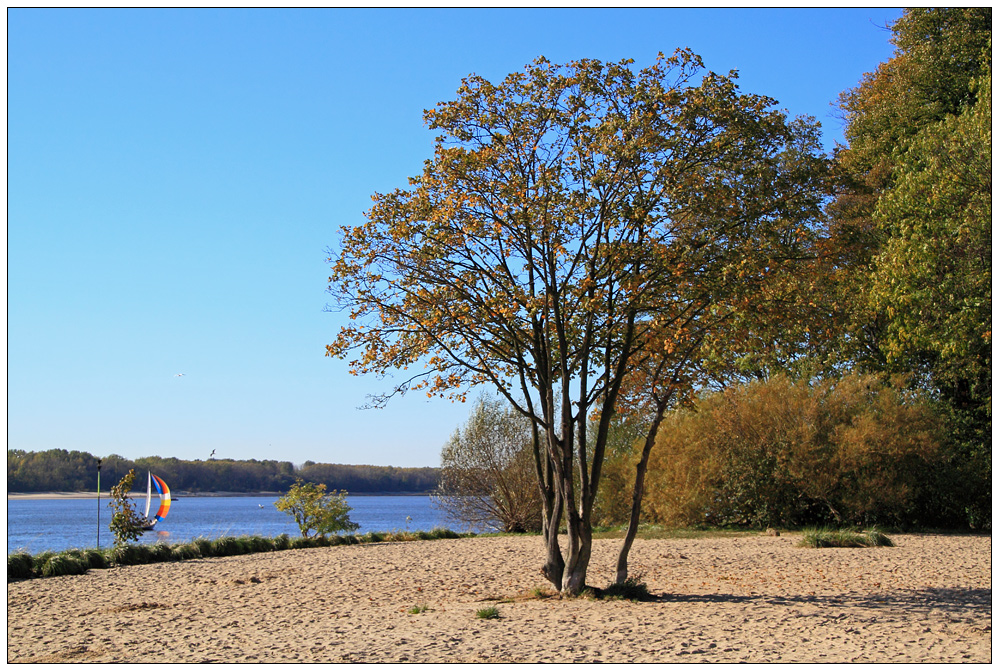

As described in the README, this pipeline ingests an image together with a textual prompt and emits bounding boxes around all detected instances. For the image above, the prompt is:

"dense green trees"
[7,449,439,494]
[827,8,991,526]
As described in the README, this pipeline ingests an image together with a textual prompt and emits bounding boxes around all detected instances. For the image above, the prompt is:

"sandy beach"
[6,533,991,663]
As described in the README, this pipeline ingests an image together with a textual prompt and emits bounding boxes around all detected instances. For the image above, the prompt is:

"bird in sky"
[210,449,216,458]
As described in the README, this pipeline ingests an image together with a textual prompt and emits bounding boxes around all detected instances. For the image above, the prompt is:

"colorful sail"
[142,472,171,529]
[150,473,171,523]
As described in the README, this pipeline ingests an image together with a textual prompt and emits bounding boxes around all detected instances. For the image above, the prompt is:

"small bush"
[113,544,154,566]
[42,553,89,577]
[211,536,242,556]
[475,606,501,620]
[193,537,214,557]
[407,604,430,614]
[82,548,108,569]
[599,576,653,601]
[361,531,385,543]
[32,551,56,573]
[149,542,174,562]
[799,527,894,548]
[170,543,202,561]
[273,533,291,551]
[429,528,460,540]
[8,552,35,580]
[244,535,274,553]
[289,536,316,550]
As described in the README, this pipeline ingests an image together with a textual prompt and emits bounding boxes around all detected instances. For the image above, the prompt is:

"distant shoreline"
[7,491,433,500]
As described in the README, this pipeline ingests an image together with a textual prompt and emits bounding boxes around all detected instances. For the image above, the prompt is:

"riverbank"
[6,533,991,663]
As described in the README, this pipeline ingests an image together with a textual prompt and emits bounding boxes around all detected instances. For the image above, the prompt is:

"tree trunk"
[614,406,666,585]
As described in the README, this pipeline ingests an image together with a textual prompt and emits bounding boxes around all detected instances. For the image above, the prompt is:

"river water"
[6,495,460,555]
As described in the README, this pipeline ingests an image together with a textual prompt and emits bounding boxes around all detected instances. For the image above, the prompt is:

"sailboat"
[141,472,172,530]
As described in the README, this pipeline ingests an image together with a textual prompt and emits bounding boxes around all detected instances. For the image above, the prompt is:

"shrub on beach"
[289,536,316,550]
[10,527,470,580]
[193,537,214,557]
[8,552,35,580]
[149,542,174,562]
[41,553,89,577]
[248,535,276,553]
[598,576,653,602]
[82,548,108,569]
[170,543,202,561]
[615,374,945,529]
[31,551,57,573]
[113,543,154,566]
[211,536,242,556]
[799,527,894,548]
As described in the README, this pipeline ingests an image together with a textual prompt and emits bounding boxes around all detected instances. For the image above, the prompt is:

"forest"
[6,448,440,495]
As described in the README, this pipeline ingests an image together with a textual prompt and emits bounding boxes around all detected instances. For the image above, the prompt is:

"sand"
[6,533,991,663]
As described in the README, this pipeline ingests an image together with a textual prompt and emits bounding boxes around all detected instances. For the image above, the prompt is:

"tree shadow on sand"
[649,586,991,617]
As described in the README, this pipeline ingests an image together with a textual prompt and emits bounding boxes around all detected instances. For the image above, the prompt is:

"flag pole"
[97,459,102,548]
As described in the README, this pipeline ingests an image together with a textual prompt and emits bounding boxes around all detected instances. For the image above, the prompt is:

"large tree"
[326,51,826,593]
[830,9,991,525]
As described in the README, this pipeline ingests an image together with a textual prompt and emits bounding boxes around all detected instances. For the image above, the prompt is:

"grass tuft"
[598,575,654,601]
[799,527,894,548]
[475,606,501,620]
[407,604,430,614]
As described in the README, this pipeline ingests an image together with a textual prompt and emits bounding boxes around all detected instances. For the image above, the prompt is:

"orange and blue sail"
[145,472,172,527]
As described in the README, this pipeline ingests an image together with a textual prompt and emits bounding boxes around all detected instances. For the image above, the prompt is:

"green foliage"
[799,527,894,548]
[148,542,174,562]
[475,606,501,620]
[275,479,359,538]
[597,576,653,602]
[10,527,468,580]
[193,537,214,558]
[108,469,146,546]
[170,543,203,561]
[407,604,430,614]
[41,553,89,577]
[80,548,108,569]
[8,552,34,580]
[626,374,949,529]
[828,9,991,529]
[112,544,154,566]
[210,536,244,556]
[246,535,276,553]
[31,551,56,572]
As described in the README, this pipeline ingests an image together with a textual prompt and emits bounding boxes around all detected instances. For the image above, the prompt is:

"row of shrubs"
[596,374,984,530]
[8,528,468,581]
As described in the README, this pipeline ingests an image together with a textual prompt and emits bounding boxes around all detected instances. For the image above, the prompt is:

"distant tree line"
[6,449,440,494]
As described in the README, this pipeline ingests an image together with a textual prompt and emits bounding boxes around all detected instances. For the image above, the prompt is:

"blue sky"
[8,8,903,468]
